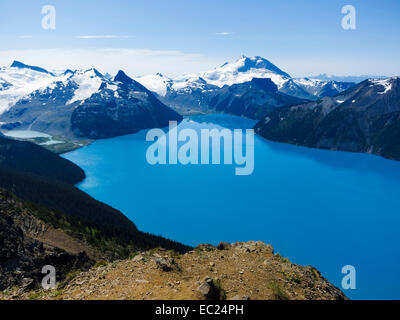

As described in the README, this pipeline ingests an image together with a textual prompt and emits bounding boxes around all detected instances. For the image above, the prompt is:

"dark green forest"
[0,137,191,257]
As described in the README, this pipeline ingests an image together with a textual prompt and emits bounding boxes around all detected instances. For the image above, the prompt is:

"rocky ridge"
[4,241,347,300]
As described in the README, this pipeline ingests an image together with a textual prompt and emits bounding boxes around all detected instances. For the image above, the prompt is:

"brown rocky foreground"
[4,241,347,300]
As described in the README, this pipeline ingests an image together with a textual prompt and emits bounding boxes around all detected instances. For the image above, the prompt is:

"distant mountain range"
[135,56,354,104]
[135,56,356,99]
[0,56,397,162]
[0,61,181,139]
[255,77,400,161]
[130,56,357,120]
[0,56,358,139]
[202,78,308,120]
[309,74,388,84]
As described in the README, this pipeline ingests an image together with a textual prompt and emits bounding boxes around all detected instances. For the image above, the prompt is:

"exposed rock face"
[8,241,347,300]
[71,71,183,139]
[255,77,400,161]
[0,191,92,291]
[154,254,179,272]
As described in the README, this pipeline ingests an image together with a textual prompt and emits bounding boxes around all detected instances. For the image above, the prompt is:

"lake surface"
[64,114,400,300]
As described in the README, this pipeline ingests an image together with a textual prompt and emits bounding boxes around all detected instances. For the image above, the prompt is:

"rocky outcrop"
[0,190,92,291]
[7,241,347,300]
[197,276,226,300]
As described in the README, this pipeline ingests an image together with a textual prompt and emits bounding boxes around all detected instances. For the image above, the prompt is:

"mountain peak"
[64,69,75,75]
[196,55,291,89]
[10,61,53,75]
[367,77,399,95]
[236,56,291,78]
[85,68,103,78]
[114,70,133,84]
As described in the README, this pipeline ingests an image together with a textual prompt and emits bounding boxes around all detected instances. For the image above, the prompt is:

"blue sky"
[0,0,399,77]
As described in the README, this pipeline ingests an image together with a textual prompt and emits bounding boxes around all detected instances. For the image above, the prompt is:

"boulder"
[197,277,226,300]
[217,242,231,250]
[155,256,178,272]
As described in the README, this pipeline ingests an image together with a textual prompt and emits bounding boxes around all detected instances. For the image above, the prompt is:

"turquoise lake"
[64,114,400,300]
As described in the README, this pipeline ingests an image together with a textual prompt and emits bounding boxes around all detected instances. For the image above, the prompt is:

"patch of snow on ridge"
[134,73,171,96]
[0,67,67,114]
[105,83,119,98]
[294,78,325,88]
[371,78,393,95]
[172,74,208,92]
[67,69,104,104]
[40,139,63,145]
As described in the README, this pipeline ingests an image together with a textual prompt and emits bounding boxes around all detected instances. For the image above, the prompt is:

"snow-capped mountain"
[71,70,182,139]
[0,61,109,115]
[66,68,106,105]
[0,57,360,138]
[293,78,355,98]
[196,56,291,89]
[0,62,67,114]
[135,56,293,98]
[134,56,356,114]
[0,61,181,138]
[0,62,109,134]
